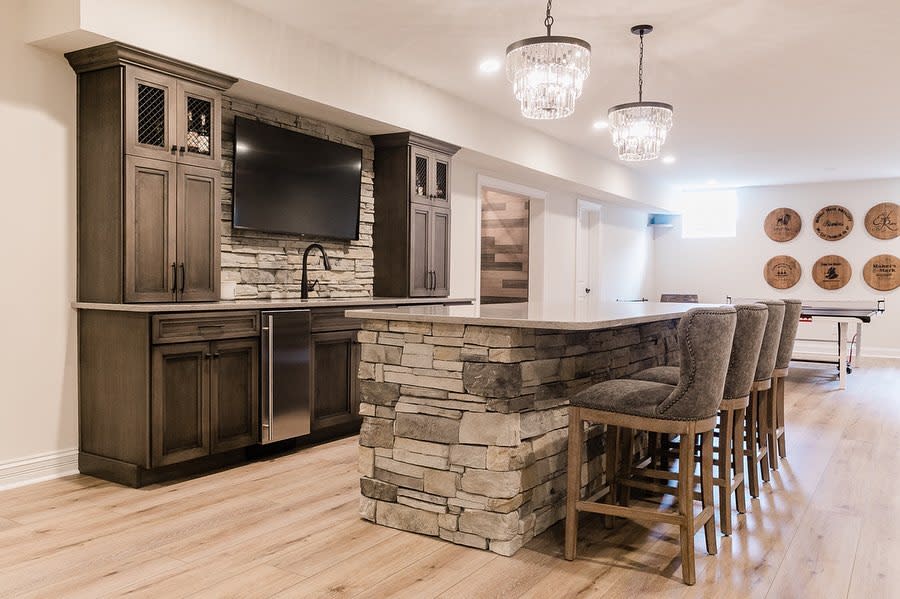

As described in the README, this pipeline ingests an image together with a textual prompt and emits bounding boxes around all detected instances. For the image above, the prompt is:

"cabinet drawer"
[152,311,260,344]
[311,309,368,333]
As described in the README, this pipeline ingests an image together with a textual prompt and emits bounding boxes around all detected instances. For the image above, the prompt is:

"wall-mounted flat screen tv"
[233,116,362,240]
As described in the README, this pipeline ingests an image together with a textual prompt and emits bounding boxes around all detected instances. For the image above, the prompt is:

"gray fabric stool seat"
[564,307,737,586]
[768,299,802,469]
[629,304,768,535]
[746,300,785,497]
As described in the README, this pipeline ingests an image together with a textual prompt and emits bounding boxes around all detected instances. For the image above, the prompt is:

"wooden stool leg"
[758,388,771,483]
[648,432,659,469]
[660,433,671,470]
[746,392,760,498]
[767,382,779,471]
[718,408,734,535]
[620,428,633,508]
[701,430,717,555]
[605,425,619,529]
[733,407,747,514]
[678,428,697,585]
[564,407,584,561]
[777,376,787,458]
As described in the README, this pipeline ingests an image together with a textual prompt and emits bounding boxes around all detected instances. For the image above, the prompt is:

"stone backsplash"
[220,97,375,299]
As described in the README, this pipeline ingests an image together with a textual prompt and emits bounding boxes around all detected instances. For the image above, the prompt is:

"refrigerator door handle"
[262,314,274,442]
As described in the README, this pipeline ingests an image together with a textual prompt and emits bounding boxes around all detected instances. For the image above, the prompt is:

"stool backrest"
[723,304,769,400]
[658,306,737,420]
[774,299,803,370]
[754,300,786,382]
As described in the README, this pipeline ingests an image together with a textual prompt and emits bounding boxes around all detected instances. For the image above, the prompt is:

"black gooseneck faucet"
[300,243,331,299]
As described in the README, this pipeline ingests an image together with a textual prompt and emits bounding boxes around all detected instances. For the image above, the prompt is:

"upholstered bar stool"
[564,307,736,585]
[630,303,768,535]
[768,299,802,469]
[745,300,785,497]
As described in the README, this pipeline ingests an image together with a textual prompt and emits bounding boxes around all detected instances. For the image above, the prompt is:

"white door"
[575,201,602,311]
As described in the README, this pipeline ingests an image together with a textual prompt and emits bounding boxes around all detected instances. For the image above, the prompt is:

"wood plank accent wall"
[220,98,375,299]
[480,188,530,304]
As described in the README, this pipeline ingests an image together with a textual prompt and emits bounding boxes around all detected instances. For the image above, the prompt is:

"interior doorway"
[480,187,531,304]
[575,199,603,311]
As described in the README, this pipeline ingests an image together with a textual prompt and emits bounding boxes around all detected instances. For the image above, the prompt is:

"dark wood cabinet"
[151,342,210,467]
[373,132,459,298]
[311,330,360,431]
[67,43,235,304]
[210,338,259,453]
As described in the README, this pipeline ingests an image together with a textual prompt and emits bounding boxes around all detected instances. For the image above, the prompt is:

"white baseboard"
[0,449,79,491]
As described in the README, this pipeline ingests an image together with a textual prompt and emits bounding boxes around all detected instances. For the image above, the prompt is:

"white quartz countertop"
[73,297,473,313]
[345,301,719,331]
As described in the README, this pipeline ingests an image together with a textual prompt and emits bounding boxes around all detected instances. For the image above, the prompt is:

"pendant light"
[505,1,591,119]
[608,25,673,161]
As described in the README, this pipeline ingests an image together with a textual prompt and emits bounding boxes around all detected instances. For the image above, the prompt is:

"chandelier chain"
[638,31,644,102]
[544,0,554,35]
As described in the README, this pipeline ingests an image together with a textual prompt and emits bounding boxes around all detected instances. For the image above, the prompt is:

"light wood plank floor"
[0,360,897,598]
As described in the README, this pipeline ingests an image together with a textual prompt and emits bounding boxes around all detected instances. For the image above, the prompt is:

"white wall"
[0,2,78,467]
[451,158,656,307]
[654,178,900,356]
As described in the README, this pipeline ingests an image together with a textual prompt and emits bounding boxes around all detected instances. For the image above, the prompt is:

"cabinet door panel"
[125,156,177,302]
[431,155,450,205]
[152,343,210,467]
[311,331,360,431]
[409,204,431,297]
[431,207,450,297]
[410,147,432,203]
[177,165,221,302]
[210,338,259,452]
[176,81,222,168]
[125,66,178,162]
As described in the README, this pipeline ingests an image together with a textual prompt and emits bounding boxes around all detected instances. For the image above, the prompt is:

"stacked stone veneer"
[220,97,375,299]
[357,318,680,556]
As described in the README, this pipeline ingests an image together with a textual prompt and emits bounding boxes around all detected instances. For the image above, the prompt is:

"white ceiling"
[233,0,900,189]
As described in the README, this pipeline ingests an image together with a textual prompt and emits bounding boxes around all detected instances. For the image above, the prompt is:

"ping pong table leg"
[838,321,848,390]
[855,321,863,368]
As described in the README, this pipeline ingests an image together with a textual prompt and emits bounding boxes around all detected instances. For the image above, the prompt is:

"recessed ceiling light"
[706,179,718,185]
[479,58,501,74]
[662,155,676,164]
[592,120,608,130]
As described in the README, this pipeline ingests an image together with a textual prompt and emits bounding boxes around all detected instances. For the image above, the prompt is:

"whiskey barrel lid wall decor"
[812,255,852,290]
[864,202,900,240]
[863,254,900,291]
[813,205,854,241]
[764,255,802,289]
[764,208,801,242]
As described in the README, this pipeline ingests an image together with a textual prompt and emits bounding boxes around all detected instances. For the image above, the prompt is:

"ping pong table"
[728,298,885,389]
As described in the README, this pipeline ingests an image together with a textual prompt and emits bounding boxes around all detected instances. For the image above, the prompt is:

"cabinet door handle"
[170,144,178,154]
[204,352,212,359]
[178,262,185,293]
[179,146,186,154]
[170,262,177,293]
[213,352,220,358]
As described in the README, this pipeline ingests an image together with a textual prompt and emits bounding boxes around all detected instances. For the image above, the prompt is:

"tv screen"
[232,117,362,240]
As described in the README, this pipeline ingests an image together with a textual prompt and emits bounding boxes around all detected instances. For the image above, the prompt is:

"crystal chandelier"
[505,1,591,119]
[608,25,673,161]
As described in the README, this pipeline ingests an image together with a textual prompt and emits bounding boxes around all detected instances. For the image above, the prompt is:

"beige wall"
[0,1,78,464]
[654,178,900,356]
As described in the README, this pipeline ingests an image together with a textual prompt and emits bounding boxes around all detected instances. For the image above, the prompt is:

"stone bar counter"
[345,301,697,556]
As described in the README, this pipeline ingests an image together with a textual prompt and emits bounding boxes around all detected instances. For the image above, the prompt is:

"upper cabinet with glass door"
[125,65,223,168]
[409,146,452,207]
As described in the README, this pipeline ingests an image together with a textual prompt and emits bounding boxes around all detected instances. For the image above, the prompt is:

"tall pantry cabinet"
[66,43,236,303]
